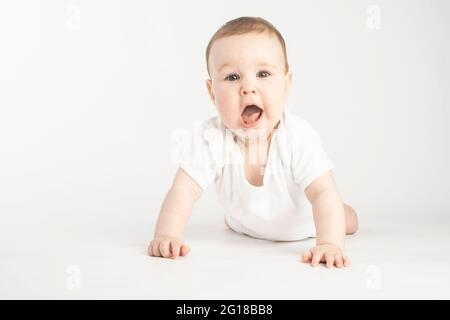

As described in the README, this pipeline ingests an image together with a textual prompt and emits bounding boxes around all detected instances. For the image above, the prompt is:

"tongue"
[241,105,262,125]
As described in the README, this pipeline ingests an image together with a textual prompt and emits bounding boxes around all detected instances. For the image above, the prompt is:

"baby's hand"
[148,236,190,259]
[301,244,350,268]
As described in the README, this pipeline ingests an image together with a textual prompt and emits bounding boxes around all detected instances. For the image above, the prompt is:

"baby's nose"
[240,86,257,96]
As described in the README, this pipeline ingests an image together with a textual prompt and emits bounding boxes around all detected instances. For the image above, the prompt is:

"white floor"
[1,215,450,299]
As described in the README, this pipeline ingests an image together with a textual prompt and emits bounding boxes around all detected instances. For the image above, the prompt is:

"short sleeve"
[173,121,220,191]
[291,124,335,190]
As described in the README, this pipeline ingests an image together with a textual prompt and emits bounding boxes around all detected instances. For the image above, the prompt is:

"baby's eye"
[225,73,240,81]
[257,71,271,78]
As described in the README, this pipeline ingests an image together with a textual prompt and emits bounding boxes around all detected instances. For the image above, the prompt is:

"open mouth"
[240,104,263,128]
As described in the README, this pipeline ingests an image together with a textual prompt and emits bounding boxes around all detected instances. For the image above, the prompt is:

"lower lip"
[240,112,263,129]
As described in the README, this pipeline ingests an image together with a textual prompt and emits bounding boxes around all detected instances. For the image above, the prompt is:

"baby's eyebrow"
[218,62,277,72]
[218,63,232,72]
[257,62,277,69]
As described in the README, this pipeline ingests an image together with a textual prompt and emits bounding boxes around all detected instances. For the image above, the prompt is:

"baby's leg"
[344,203,358,235]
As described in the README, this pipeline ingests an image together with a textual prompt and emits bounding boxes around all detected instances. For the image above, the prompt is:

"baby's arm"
[302,171,349,268]
[148,168,203,259]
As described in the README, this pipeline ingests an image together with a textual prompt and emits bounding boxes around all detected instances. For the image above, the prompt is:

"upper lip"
[240,102,264,115]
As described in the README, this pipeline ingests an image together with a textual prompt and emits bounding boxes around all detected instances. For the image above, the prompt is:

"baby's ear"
[285,71,293,95]
[206,79,215,103]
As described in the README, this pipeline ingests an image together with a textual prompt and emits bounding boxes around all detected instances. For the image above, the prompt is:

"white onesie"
[177,108,335,241]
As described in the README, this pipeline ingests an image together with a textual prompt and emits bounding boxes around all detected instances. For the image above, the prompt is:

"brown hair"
[205,17,289,76]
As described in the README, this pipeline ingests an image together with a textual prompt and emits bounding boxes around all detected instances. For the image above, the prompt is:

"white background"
[0,0,449,299]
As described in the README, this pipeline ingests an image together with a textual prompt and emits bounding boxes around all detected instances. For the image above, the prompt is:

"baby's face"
[207,32,292,142]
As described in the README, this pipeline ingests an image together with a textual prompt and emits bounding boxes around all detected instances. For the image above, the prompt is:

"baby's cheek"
[215,104,238,125]
[267,91,286,110]
[216,95,238,114]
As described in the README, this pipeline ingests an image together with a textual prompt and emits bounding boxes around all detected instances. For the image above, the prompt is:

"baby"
[148,17,358,268]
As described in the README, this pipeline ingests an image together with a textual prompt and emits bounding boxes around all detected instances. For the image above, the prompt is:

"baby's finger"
[335,255,344,268]
[325,254,334,268]
[159,239,171,258]
[170,241,181,259]
[151,241,162,257]
[180,244,190,256]
[311,251,323,267]
[148,241,154,256]
[343,256,351,267]
[301,251,312,263]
